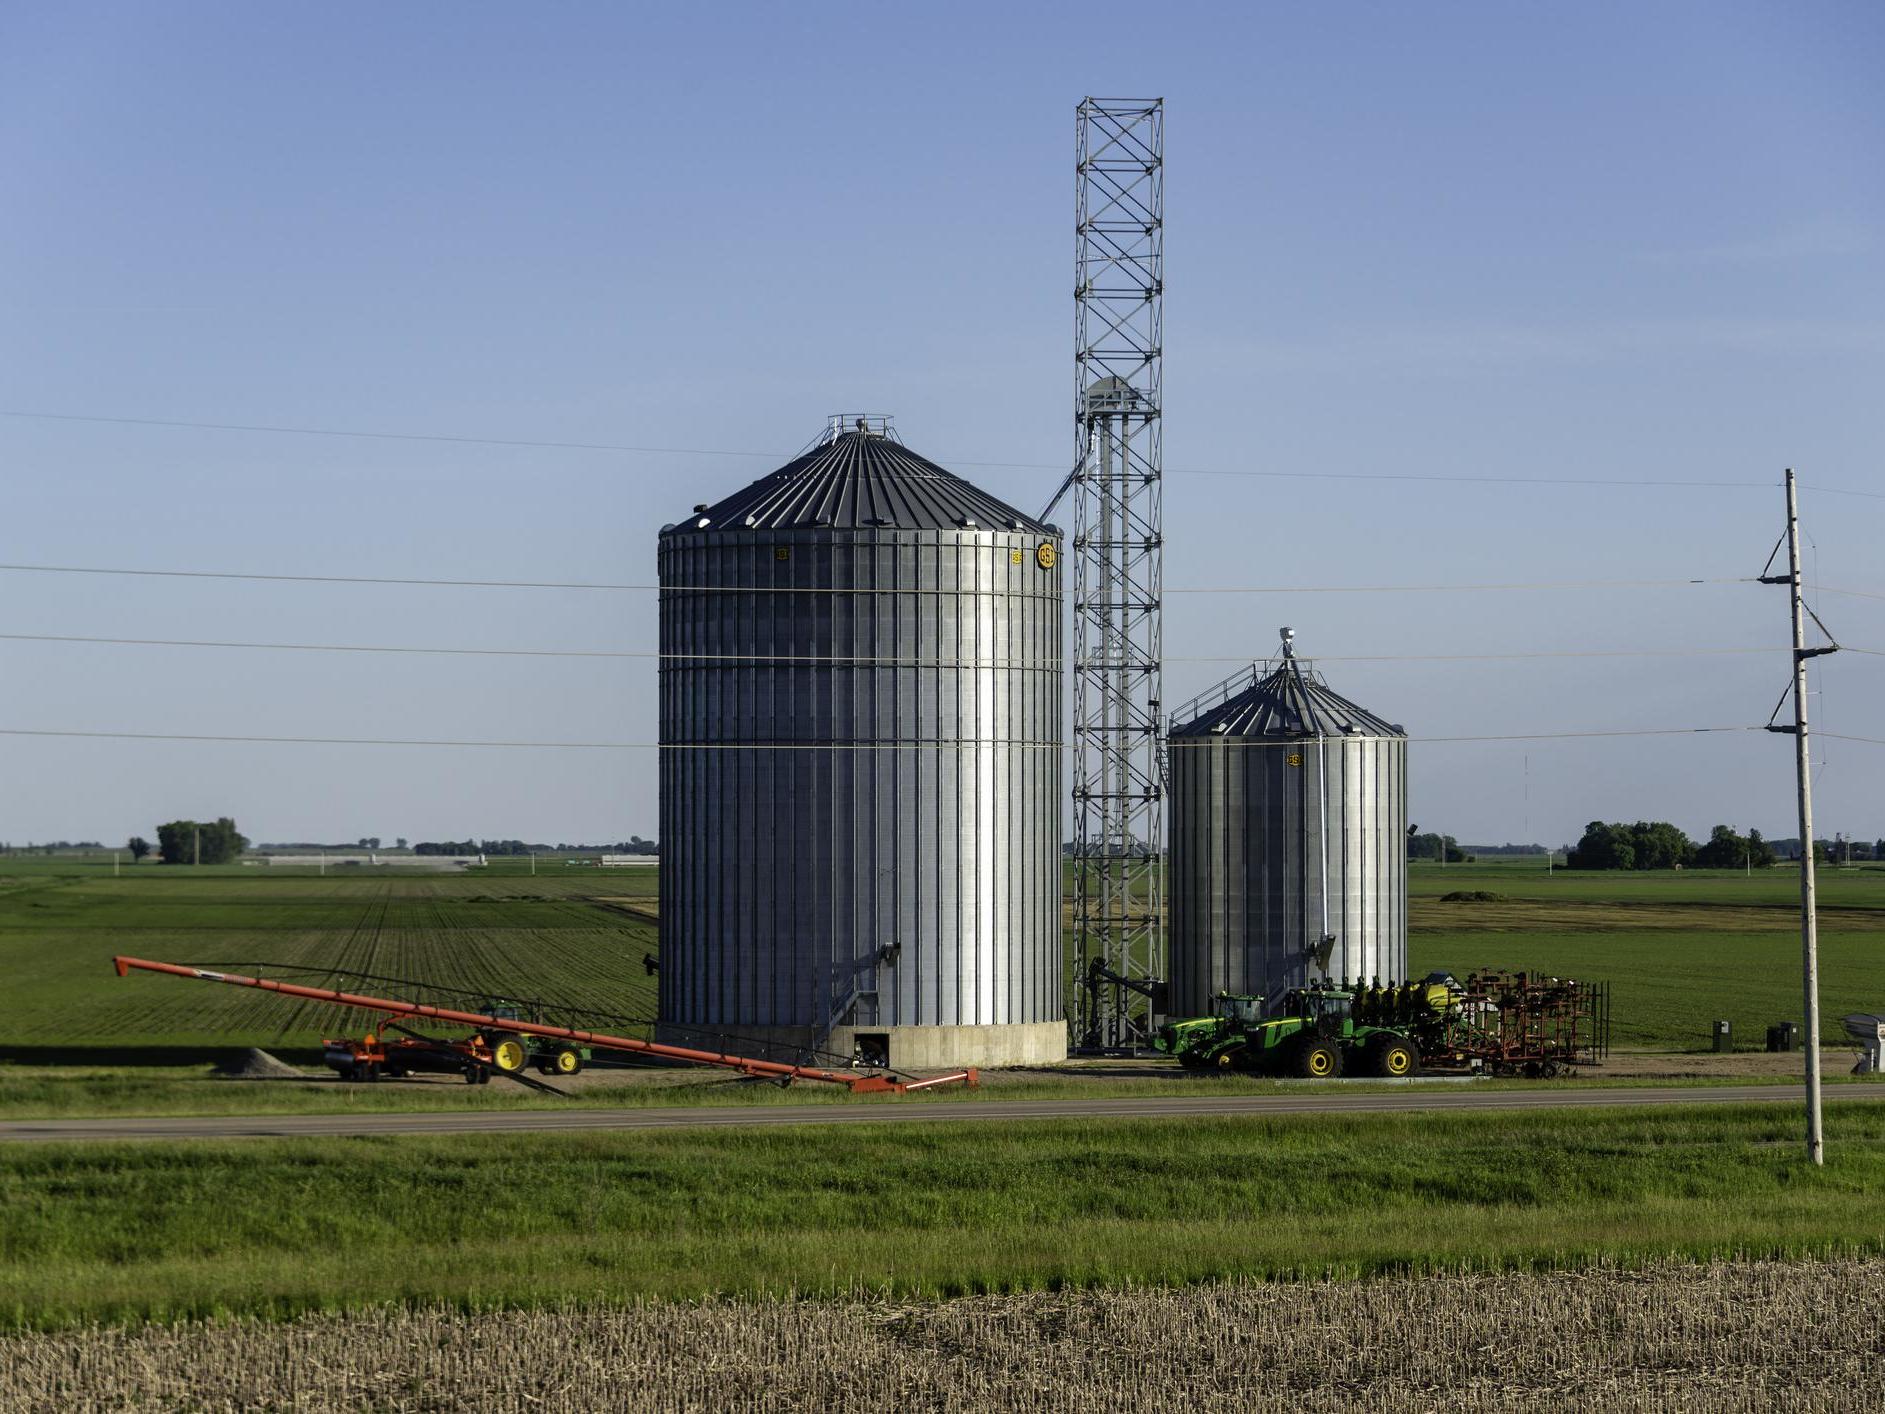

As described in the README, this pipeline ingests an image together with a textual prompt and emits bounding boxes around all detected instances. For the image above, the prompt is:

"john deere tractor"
[1155,981,1424,1078]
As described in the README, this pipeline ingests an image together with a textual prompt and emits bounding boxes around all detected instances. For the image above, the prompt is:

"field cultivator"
[1425,970,1611,1076]
[111,957,977,1096]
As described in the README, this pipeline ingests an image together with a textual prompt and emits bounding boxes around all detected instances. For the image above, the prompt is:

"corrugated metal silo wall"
[658,527,1063,1033]
[1168,734,1407,1018]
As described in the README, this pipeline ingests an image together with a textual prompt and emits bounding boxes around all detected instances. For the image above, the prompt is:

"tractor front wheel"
[1369,1037,1420,1078]
[1292,1038,1343,1079]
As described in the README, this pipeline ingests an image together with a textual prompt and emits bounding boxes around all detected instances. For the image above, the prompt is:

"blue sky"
[3,1,1881,847]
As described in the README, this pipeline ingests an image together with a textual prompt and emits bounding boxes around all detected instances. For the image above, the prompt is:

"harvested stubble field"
[4,1259,1879,1412]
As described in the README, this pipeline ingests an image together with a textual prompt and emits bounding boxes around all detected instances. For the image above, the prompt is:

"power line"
[0,630,1824,666]
[0,561,1771,597]
[0,410,784,463]
[7,408,1861,495]
[0,725,1778,751]
[1165,577,1762,596]
[1803,484,1885,502]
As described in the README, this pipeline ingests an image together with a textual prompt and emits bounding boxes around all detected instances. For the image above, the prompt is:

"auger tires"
[487,1032,530,1075]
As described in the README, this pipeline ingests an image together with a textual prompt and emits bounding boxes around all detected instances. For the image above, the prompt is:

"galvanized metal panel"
[1167,664,1408,1019]
[659,457,1063,1039]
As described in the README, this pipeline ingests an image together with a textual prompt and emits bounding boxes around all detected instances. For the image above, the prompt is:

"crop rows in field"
[11,859,1885,1052]
[0,872,660,1048]
[4,1258,1877,1412]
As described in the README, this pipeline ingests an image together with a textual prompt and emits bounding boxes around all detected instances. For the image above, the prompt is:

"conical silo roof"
[672,421,1051,534]
[1172,659,1405,739]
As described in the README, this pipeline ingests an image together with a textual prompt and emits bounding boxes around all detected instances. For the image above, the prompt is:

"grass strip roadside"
[0,1063,1871,1121]
[3,1102,1882,1331]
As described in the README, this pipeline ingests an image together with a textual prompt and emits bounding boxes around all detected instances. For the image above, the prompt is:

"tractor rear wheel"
[1292,1037,1343,1079]
[1368,1037,1420,1078]
[488,1032,529,1075]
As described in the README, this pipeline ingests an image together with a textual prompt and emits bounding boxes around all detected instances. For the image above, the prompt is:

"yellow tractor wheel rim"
[554,1049,579,1074]
[494,1040,527,1072]
[1387,1049,1411,1075]
[1309,1051,1333,1076]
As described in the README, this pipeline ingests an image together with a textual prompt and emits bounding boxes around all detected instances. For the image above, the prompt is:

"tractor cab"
[1283,985,1354,1035]
[1210,993,1264,1025]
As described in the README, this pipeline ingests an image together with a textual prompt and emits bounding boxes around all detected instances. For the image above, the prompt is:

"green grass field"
[1408,858,1885,1048]
[3,854,1881,1060]
[0,859,659,1057]
[4,1101,1882,1331]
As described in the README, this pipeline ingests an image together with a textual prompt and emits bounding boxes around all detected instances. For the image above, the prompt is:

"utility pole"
[1762,468,1838,1166]
[193,824,200,868]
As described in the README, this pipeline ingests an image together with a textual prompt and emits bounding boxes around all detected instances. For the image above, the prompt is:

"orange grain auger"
[111,956,977,1095]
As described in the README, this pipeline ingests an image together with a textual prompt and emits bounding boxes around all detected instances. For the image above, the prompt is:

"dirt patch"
[592,897,661,922]
[208,1049,308,1081]
[1414,897,1885,933]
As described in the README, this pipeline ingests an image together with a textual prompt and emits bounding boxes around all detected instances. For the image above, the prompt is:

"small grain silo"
[1166,630,1408,1018]
[656,416,1066,1068]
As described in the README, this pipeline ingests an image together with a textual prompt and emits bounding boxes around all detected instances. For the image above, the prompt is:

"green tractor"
[1155,982,1423,1079]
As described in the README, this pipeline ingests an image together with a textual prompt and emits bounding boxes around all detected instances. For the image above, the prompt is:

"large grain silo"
[1166,631,1407,1018]
[657,417,1066,1069]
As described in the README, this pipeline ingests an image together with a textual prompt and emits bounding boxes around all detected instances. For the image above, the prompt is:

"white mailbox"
[1842,1014,1885,1075]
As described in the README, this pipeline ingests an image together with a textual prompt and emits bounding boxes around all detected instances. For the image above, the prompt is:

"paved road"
[1,1083,1875,1143]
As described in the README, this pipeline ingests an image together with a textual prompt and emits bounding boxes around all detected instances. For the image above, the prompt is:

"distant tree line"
[1765,838,1882,864]
[411,836,657,856]
[1565,822,1780,871]
[154,818,249,865]
[1406,827,1471,863]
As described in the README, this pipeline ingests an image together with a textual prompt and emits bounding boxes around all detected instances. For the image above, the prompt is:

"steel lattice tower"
[1065,97,1164,1050]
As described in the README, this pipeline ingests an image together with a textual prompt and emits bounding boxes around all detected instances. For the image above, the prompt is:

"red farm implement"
[1419,970,1611,1077]
[111,957,977,1096]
